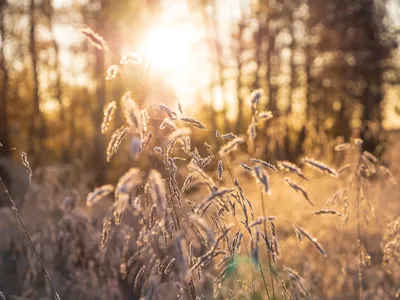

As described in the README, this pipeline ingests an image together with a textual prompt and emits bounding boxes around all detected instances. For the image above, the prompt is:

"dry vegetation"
[0,33,399,299]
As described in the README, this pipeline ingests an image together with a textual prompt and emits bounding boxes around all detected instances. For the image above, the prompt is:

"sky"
[52,0,399,127]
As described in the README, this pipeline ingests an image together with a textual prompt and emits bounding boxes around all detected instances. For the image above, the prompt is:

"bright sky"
[52,0,243,113]
[51,0,399,127]
[137,0,244,113]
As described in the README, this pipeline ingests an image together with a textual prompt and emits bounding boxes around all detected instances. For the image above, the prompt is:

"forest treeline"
[0,0,399,183]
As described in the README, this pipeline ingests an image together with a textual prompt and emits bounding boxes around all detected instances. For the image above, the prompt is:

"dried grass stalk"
[158,103,177,119]
[302,157,338,177]
[253,165,270,194]
[105,64,119,80]
[312,209,344,217]
[101,217,112,252]
[217,160,223,180]
[120,52,142,65]
[20,151,32,185]
[277,161,308,180]
[258,111,273,120]
[106,126,128,162]
[87,184,114,206]
[293,224,327,257]
[240,162,254,173]
[251,158,278,172]
[101,101,117,134]
[121,91,140,128]
[221,133,238,140]
[134,265,146,291]
[82,26,109,51]
[219,137,245,157]
[180,116,207,130]
[334,143,352,151]
[284,177,314,206]
[380,165,397,185]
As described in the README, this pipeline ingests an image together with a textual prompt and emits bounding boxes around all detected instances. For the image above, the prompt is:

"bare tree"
[0,0,9,154]
[28,0,45,165]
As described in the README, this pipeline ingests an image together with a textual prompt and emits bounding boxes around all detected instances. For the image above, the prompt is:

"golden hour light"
[1,0,400,299]
[140,25,198,71]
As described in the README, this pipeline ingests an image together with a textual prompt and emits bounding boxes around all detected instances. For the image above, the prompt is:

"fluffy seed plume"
[178,102,184,114]
[121,91,140,128]
[188,163,215,190]
[180,116,207,130]
[240,162,253,173]
[247,117,257,141]
[363,151,379,163]
[141,131,152,150]
[221,133,238,140]
[258,111,273,120]
[380,165,397,185]
[148,170,167,211]
[250,89,262,112]
[293,224,327,257]
[249,216,276,228]
[253,165,270,194]
[20,151,32,185]
[160,117,177,130]
[204,142,214,156]
[277,160,308,180]
[101,217,112,252]
[284,177,314,206]
[334,143,352,151]
[115,168,141,199]
[106,126,128,162]
[158,103,177,119]
[217,160,223,180]
[197,188,235,215]
[105,65,119,80]
[101,101,117,134]
[164,258,176,275]
[81,26,109,51]
[113,193,128,224]
[218,137,245,157]
[302,157,338,177]
[87,184,114,206]
[134,265,146,291]
[312,209,344,217]
[251,158,278,172]
[120,52,142,65]
[166,128,191,147]
[338,164,352,175]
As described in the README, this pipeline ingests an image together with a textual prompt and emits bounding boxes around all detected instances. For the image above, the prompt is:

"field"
[0,1,400,299]
[0,108,398,300]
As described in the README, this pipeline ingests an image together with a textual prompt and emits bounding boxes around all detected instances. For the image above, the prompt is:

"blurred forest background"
[1,1,400,299]
[0,0,399,183]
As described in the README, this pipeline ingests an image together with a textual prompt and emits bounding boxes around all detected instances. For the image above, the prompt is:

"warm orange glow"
[141,25,197,71]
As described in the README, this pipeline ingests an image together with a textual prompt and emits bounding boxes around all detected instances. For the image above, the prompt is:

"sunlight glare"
[141,25,197,71]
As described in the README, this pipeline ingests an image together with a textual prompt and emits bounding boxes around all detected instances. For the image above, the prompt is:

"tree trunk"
[0,0,10,154]
[93,7,107,184]
[235,21,244,134]
[29,0,45,165]
[43,0,68,162]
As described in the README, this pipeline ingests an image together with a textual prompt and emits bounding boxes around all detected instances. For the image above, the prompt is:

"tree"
[0,0,10,154]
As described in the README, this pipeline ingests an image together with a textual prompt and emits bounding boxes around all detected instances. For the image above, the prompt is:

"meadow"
[0,1,400,299]
[0,77,399,299]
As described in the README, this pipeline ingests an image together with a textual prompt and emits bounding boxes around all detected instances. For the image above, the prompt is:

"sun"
[140,25,197,71]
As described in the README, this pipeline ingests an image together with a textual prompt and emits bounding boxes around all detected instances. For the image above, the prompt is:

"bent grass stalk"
[0,177,60,300]
[260,187,276,299]
[223,156,272,300]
